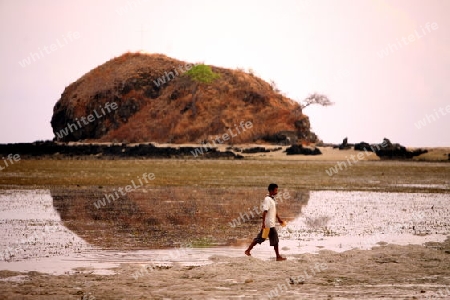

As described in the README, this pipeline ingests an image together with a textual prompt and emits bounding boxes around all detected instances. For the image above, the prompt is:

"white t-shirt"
[262,195,277,228]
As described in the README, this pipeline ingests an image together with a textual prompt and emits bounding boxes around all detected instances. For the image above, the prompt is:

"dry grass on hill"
[97,56,303,143]
[54,52,311,144]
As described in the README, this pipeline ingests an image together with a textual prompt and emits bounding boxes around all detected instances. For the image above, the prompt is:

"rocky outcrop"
[354,142,373,151]
[355,138,428,159]
[241,147,270,154]
[335,137,353,150]
[285,145,322,155]
[51,53,315,144]
[0,141,241,159]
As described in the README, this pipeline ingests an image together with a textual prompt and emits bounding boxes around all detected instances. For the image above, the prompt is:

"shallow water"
[390,183,450,189]
[278,190,449,252]
[0,189,448,275]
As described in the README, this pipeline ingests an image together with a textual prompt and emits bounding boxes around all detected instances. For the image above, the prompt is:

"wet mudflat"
[0,159,449,299]
[0,189,449,299]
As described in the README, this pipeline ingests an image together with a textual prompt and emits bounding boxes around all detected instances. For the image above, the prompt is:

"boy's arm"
[276,213,283,224]
[262,210,267,229]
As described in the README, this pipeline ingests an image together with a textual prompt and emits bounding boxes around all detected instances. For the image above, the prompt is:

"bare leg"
[245,240,257,256]
[274,245,286,261]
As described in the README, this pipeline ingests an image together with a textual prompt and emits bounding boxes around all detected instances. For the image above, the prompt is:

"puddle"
[279,190,450,252]
[0,190,92,261]
[0,190,101,274]
[0,274,29,283]
[390,183,449,190]
[0,190,448,276]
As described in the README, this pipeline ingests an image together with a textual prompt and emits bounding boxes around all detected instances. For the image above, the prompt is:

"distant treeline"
[0,141,240,159]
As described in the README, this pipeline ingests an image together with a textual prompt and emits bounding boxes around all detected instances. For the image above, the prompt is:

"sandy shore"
[154,143,450,162]
[0,242,449,299]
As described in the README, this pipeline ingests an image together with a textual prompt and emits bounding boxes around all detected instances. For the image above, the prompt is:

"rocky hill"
[51,52,315,144]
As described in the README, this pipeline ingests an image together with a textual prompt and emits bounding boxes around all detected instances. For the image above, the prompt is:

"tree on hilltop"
[184,64,220,84]
[300,93,334,109]
[184,64,220,117]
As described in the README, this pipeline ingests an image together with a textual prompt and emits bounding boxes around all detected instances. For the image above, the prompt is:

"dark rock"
[373,138,428,159]
[354,142,372,151]
[117,98,140,122]
[286,145,322,155]
[242,147,270,154]
[261,131,298,145]
[376,147,428,159]
[0,142,240,160]
[337,137,353,150]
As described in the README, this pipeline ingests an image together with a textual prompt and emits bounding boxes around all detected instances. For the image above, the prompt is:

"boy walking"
[245,183,286,261]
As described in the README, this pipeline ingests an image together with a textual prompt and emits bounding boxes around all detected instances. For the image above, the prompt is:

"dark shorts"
[253,227,279,246]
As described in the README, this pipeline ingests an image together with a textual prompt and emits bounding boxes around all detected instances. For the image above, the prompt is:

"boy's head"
[268,183,278,196]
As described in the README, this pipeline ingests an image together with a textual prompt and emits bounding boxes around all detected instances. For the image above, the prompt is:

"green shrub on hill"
[184,64,220,83]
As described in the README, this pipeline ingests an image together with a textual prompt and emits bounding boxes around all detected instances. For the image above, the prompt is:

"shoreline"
[0,141,448,162]
[1,240,449,299]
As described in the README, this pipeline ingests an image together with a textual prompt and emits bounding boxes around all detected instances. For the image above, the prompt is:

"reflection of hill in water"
[51,187,309,249]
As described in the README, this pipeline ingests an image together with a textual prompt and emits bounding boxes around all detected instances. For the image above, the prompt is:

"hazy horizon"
[1,0,449,147]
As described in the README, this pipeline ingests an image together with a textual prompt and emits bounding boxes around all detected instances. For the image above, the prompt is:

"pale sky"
[1,0,449,146]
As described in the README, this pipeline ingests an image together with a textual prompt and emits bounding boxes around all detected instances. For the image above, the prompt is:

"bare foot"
[276,256,286,261]
[245,250,251,256]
